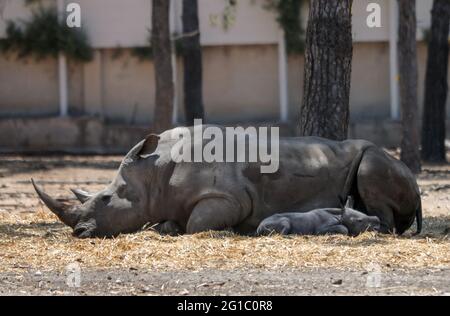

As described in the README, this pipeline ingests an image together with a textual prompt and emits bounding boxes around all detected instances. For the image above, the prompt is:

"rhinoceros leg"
[356,147,419,234]
[153,221,184,236]
[275,219,291,235]
[317,224,349,236]
[186,198,247,234]
[257,218,291,236]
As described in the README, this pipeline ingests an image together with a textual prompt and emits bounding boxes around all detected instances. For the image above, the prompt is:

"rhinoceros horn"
[70,188,93,203]
[31,179,80,228]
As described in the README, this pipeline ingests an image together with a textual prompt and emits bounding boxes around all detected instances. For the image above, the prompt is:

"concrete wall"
[1,116,449,153]
[201,45,279,123]
[0,0,438,45]
[287,42,392,122]
[351,42,391,120]
[0,0,281,46]
[0,54,59,117]
[1,0,449,129]
[2,42,450,124]
[100,49,155,124]
[74,0,152,48]
[0,117,148,153]
[72,45,280,125]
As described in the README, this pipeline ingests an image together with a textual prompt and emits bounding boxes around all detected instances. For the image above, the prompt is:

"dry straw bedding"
[0,208,449,273]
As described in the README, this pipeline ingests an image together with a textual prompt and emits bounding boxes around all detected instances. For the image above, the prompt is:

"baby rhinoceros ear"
[344,196,355,209]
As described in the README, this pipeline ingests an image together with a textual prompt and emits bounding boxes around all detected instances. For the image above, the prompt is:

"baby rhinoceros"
[256,207,381,237]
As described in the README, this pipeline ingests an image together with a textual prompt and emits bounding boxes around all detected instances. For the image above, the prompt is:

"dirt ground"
[0,153,449,296]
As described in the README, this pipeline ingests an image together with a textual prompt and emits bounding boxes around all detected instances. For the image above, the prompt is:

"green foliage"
[0,0,304,61]
[221,0,237,31]
[265,0,305,54]
[0,7,93,62]
[131,46,154,61]
[208,0,237,31]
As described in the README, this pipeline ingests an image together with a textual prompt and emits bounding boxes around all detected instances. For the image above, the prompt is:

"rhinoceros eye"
[101,194,112,204]
[117,184,127,197]
[116,184,139,203]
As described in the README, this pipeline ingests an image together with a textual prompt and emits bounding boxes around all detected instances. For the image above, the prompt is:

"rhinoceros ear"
[125,134,161,162]
[138,134,160,158]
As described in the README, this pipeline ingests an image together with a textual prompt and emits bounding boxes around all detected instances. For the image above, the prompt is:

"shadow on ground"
[1,215,448,241]
[419,216,450,237]
[0,156,120,178]
[0,222,67,238]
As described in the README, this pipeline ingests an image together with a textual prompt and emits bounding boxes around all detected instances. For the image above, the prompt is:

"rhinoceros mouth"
[72,220,97,238]
[31,179,81,228]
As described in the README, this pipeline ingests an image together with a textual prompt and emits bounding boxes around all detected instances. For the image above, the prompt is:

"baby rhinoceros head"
[341,208,381,236]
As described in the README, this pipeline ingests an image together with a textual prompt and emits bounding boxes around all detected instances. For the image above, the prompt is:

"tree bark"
[182,0,205,125]
[299,0,353,141]
[152,0,174,133]
[421,0,450,163]
[398,0,421,173]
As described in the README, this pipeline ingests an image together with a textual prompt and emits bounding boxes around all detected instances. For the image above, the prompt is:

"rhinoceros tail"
[414,199,422,235]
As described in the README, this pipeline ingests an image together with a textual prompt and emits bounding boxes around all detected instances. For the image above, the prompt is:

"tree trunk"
[421,0,450,163]
[182,0,205,125]
[152,0,174,133]
[299,0,353,141]
[398,0,421,173]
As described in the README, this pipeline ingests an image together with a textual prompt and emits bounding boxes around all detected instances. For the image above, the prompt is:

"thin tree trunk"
[152,0,174,133]
[300,0,353,141]
[421,0,450,163]
[182,0,205,125]
[398,0,421,173]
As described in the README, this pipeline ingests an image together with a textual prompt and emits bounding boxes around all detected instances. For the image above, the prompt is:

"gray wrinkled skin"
[341,208,381,236]
[32,125,422,238]
[257,207,381,237]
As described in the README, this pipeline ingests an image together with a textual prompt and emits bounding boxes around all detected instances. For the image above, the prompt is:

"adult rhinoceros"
[32,125,422,238]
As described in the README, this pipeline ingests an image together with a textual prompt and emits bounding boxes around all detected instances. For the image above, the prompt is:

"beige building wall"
[0,0,449,124]
[101,49,155,125]
[68,59,84,115]
[0,0,279,47]
[0,54,59,116]
[1,0,437,45]
[287,42,393,122]
[287,53,304,122]
[416,42,450,119]
[201,45,279,122]
[2,42,450,124]
[287,42,392,122]
[350,42,391,120]
[74,0,152,48]
[65,45,280,125]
